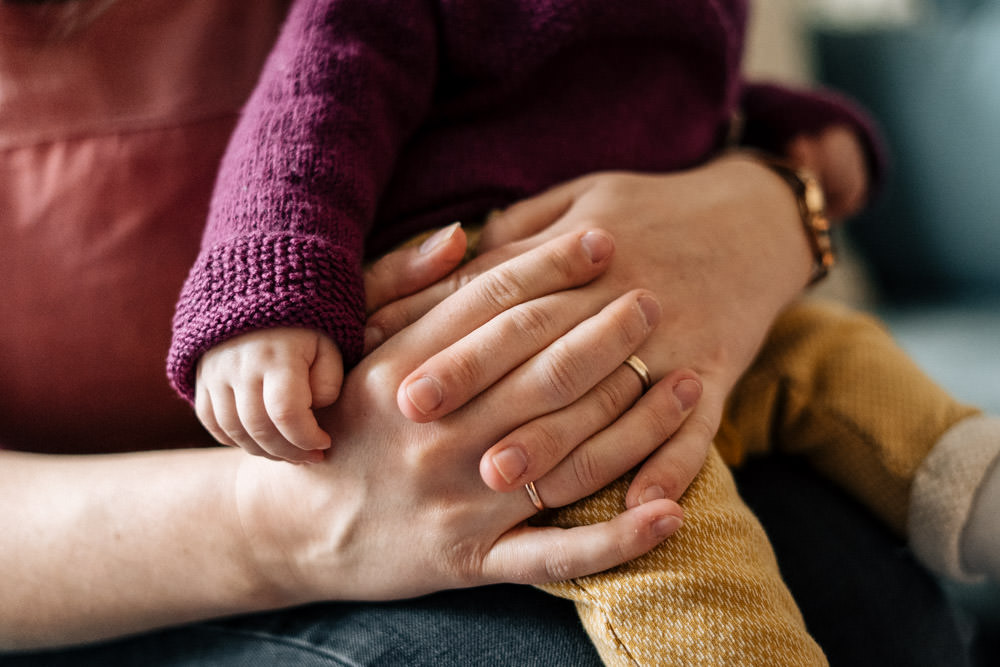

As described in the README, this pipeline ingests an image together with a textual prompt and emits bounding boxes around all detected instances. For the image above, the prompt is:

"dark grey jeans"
[3,455,977,667]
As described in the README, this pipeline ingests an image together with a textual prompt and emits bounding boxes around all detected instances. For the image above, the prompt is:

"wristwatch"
[750,153,835,285]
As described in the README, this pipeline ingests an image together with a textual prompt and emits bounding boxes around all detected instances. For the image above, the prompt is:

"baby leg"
[718,298,999,582]
[537,447,826,667]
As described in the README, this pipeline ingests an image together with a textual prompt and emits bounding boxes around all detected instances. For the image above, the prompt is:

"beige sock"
[909,414,1000,582]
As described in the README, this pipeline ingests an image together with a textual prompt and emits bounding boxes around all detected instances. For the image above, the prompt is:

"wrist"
[741,151,834,285]
[231,454,360,607]
[230,454,315,608]
[711,154,818,296]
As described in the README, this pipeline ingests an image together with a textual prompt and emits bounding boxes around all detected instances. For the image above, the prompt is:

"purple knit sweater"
[167,0,883,401]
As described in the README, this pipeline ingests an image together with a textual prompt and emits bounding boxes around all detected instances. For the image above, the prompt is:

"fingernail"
[673,378,701,411]
[639,485,665,505]
[652,515,682,538]
[491,446,528,484]
[405,376,443,414]
[419,222,461,254]
[580,231,612,263]
[637,294,661,327]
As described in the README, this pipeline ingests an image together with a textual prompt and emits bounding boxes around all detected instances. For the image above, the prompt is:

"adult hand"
[236,230,691,605]
[362,220,703,512]
[364,155,816,508]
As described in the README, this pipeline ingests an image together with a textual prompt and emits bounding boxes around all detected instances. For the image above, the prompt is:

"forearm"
[0,447,279,651]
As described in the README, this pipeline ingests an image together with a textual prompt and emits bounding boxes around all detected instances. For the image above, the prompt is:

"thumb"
[310,335,344,407]
[478,179,579,251]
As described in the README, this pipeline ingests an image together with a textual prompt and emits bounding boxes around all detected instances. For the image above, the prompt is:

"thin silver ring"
[524,481,545,511]
[623,354,652,391]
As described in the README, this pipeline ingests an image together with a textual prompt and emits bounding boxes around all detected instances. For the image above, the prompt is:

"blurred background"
[746,0,999,660]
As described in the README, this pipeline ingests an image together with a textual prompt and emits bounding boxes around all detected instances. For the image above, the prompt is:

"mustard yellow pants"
[538,298,978,666]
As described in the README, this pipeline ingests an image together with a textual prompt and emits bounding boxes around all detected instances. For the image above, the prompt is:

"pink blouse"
[0,0,290,453]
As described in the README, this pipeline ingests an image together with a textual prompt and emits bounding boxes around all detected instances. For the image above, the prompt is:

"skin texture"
[366,152,849,508]
[0,230,688,651]
[1,136,869,650]
[196,128,868,501]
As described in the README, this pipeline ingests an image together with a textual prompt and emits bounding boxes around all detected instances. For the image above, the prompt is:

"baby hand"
[195,328,343,463]
[786,124,869,219]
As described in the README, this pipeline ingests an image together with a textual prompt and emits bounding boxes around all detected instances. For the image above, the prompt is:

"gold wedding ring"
[525,481,545,511]
[623,354,652,391]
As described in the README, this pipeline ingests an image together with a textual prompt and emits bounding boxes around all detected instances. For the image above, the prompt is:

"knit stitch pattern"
[167,0,883,394]
[168,232,364,401]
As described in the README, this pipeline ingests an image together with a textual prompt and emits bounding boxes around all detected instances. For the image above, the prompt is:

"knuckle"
[442,267,476,296]
[366,305,409,340]
[475,267,527,312]
[570,447,604,493]
[242,416,274,442]
[543,243,578,283]
[520,421,565,464]
[539,342,587,405]
[688,412,719,444]
[505,301,557,346]
[650,458,691,502]
[441,538,487,587]
[440,349,488,396]
[245,425,273,443]
[591,374,636,418]
[610,300,648,350]
[612,524,637,563]
[215,411,242,435]
[269,410,302,434]
[645,399,683,438]
[543,543,576,582]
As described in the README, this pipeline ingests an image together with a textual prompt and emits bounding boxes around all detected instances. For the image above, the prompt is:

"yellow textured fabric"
[717,299,978,534]
[539,448,826,666]
[394,227,977,665]
[534,299,976,666]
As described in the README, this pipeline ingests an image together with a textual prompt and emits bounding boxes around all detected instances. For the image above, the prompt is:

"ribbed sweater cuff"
[167,232,365,402]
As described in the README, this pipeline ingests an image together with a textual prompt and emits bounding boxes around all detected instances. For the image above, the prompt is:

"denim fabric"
[1,585,601,666]
[3,457,976,666]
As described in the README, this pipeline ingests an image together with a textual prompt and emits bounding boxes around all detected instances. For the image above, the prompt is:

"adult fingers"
[400,288,660,424]
[363,223,468,316]
[374,229,615,377]
[526,371,702,509]
[476,178,584,251]
[480,498,682,585]
[624,388,725,508]
[397,287,659,422]
[363,239,525,354]
[479,363,645,490]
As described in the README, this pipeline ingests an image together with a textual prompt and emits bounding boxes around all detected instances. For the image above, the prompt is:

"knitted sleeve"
[739,82,888,202]
[167,0,438,402]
